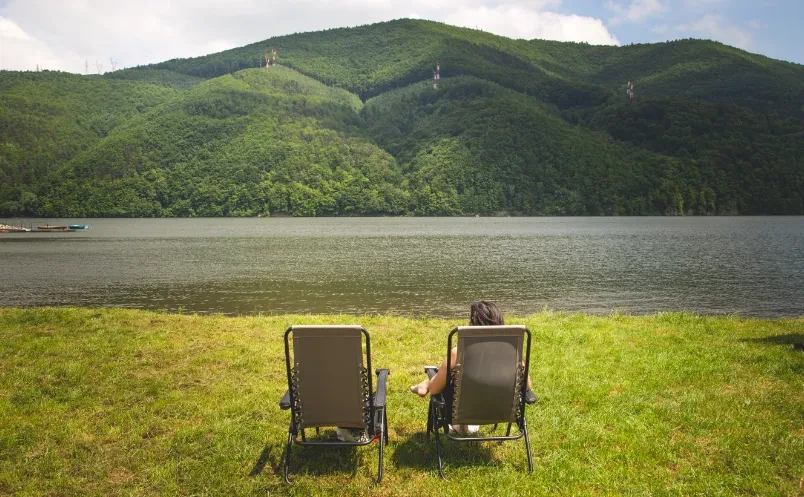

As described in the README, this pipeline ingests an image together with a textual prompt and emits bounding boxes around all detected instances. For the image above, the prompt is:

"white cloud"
[0,0,618,73]
[652,24,669,34]
[606,0,666,25]
[677,14,752,49]
[445,5,619,44]
[0,16,85,72]
[0,16,31,41]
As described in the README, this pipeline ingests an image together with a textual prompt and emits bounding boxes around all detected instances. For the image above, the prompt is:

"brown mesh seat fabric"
[292,326,367,429]
[452,326,525,425]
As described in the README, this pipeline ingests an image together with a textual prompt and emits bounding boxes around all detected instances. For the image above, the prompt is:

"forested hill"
[1,19,803,217]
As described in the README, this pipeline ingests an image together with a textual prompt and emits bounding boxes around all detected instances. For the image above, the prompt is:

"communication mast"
[433,61,440,89]
[265,48,277,69]
[627,81,635,103]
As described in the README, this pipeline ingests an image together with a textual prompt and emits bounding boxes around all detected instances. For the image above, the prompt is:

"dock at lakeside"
[1,222,81,233]
[37,224,71,231]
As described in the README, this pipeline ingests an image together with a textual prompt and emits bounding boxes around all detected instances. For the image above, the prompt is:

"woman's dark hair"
[470,301,504,326]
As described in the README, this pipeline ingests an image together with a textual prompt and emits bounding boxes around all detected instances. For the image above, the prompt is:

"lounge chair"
[424,325,537,478]
[278,325,390,484]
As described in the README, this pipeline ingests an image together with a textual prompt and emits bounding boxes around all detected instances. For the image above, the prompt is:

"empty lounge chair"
[279,325,390,483]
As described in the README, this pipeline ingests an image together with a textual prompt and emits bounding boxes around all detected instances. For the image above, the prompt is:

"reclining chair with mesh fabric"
[423,325,537,478]
[278,325,390,484]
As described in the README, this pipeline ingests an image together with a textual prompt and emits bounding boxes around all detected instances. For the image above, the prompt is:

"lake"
[1,217,802,317]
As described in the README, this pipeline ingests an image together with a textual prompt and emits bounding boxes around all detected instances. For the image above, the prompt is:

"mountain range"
[1,19,802,216]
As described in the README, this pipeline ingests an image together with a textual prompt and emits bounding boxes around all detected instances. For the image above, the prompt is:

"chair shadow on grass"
[249,445,273,476]
[742,334,804,351]
[391,430,497,472]
[249,430,362,479]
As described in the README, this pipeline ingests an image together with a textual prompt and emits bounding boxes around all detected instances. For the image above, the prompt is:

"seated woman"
[409,301,531,435]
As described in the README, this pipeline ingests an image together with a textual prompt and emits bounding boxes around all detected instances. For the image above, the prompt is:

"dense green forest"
[1,19,802,216]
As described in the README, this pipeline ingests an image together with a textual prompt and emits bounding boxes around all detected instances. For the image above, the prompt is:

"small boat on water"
[68,225,90,230]
[37,224,71,231]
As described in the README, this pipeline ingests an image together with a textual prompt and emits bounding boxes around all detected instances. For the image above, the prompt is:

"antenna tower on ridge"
[265,48,277,70]
[433,61,440,89]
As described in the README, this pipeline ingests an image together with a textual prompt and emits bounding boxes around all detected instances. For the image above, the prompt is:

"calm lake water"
[1,217,802,317]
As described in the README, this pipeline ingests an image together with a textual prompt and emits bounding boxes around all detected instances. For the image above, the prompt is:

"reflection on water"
[1,217,802,317]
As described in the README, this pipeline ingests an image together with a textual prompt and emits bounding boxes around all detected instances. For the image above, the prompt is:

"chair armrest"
[374,369,390,408]
[424,366,446,406]
[279,389,291,410]
[525,388,538,405]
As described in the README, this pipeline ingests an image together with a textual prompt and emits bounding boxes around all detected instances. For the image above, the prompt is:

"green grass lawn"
[1,308,802,496]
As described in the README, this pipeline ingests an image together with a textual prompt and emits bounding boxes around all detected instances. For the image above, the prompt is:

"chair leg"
[434,419,445,480]
[383,409,389,446]
[283,425,293,484]
[376,409,385,484]
[426,402,433,439]
[499,422,511,445]
[522,418,533,474]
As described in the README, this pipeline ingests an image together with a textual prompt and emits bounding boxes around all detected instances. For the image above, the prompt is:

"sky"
[0,0,801,74]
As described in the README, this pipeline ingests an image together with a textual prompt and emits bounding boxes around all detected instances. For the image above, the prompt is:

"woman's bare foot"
[409,379,429,397]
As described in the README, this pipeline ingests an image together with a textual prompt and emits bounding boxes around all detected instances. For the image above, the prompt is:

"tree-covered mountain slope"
[555,40,804,117]
[146,19,611,110]
[25,67,410,217]
[364,77,802,214]
[0,71,177,203]
[143,19,804,116]
[576,98,804,214]
[1,19,802,216]
[363,78,683,215]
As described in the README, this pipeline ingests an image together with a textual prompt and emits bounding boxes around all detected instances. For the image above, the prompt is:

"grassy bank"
[1,308,802,496]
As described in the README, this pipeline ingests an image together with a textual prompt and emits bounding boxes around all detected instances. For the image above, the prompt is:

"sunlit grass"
[1,308,802,496]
